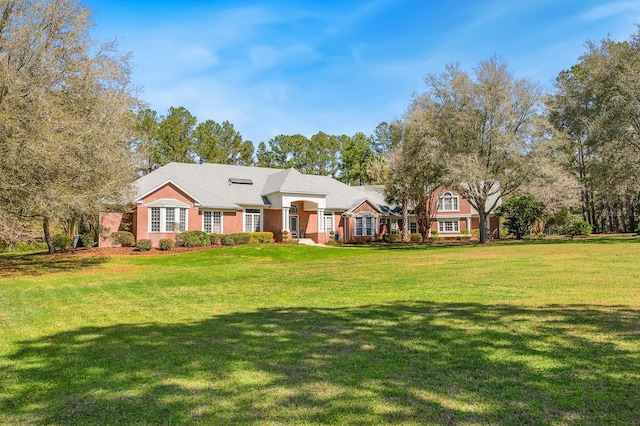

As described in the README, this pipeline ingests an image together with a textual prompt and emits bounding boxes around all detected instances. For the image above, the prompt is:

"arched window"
[439,192,459,212]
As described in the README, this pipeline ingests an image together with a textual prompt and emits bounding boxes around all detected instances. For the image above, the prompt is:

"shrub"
[79,233,95,248]
[563,216,591,239]
[495,194,546,240]
[159,238,175,251]
[384,233,401,243]
[52,234,72,251]
[251,232,274,243]
[221,235,235,246]
[136,239,152,252]
[232,232,252,245]
[410,233,423,243]
[210,233,224,245]
[111,231,135,247]
[177,230,210,247]
[430,230,439,240]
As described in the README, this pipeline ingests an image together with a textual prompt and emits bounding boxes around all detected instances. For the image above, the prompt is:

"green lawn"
[1,239,639,425]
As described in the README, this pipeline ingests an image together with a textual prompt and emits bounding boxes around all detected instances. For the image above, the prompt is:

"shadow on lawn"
[2,303,639,424]
[0,252,109,278]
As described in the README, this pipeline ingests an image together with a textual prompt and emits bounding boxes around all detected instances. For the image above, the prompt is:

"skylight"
[229,178,253,185]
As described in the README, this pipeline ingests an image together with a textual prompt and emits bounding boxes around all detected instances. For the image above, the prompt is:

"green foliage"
[177,231,210,247]
[251,232,274,243]
[209,233,224,245]
[51,234,72,251]
[193,120,254,166]
[430,230,439,240]
[220,235,235,246]
[563,216,591,238]
[410,233,423,243]
[383,233,401,243]
[495,195,546,239]
[111,231,136,247]
[136,239,152,252]
[159,239,175,251]
[79,233,95,248]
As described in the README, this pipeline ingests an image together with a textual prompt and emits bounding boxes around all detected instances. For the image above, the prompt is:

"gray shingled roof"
[134,162,389,211]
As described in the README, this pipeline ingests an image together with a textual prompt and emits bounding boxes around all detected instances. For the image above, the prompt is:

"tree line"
[2,0,640,251]
[131,105,397,186]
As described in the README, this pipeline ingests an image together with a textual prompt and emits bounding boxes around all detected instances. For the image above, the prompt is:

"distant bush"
[79,233,95,248]
[563,216,591,239]
[220,235,236,246]
[410,233,423,243]
[136,239,152,252]
[177,230,210,247]
[159,239,175,251]
[111,231,135,247]
[52,234,72,251]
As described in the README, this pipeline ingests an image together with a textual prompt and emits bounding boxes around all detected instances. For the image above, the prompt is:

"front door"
[290,216,299,238]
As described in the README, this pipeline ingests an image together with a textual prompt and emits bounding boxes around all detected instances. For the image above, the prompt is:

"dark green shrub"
[111,231,135,247]
[495,194,545,239]
[410,233,423,243]
[52,234,72,251]
[159,239,175,251]
[563,216,591,239]
[210,233,224,245]
[232,233,252,245]
[430,230,439,240]
[177,230,210,247]
[79,233,95,248]
[136,239,152,252]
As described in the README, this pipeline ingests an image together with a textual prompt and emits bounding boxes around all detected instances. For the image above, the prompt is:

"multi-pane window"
[438,221,459,232]
[203,211,222,234]
[390,219,399,234]
[323,212,334,235]
[245,209,261,232]
[355,214,376,237]
[149,206,188,232]
[409,221,417,234]
[439,192,459,212]
[151,208,161,232]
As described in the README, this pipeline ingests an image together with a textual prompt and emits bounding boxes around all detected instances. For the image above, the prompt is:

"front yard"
[1,239,638,424]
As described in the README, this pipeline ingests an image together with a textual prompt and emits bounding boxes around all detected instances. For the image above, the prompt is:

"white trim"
[148,206,188,233]
[438,220,460,233]
[323,211,334,235]
[243,208,262,232]
[438,192,459,212]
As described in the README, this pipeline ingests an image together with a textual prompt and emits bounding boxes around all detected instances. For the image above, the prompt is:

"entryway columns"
[281,207,290,232]
[317,208,325,233]
[466,217,471,232]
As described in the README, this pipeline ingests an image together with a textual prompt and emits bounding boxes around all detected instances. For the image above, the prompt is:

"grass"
[0,239,639,424]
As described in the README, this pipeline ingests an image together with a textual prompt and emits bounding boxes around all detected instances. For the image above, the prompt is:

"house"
[99,162,500,247]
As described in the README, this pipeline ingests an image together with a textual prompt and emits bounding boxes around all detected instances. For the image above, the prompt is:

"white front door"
[290,216,299,238]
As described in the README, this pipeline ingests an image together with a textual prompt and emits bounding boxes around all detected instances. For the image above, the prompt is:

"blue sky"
[84,0,640,144]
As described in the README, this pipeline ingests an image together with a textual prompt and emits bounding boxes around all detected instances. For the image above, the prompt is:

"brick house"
[99,162,500,247]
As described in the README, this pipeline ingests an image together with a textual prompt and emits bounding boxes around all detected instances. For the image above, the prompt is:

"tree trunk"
[478,211,488,244]
[43,217,54,254]
[401,199,409,242]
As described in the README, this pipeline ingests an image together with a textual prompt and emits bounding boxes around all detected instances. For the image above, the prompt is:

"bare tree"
[0,0,140,252]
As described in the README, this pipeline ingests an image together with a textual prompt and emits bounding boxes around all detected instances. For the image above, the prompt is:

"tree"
[193,120,254,166]
[411,57,545,243]
[155,106,197,164]
[0,0,140,253]
[339,133,375,185]
[495,195,545,239]
[547,29,640,233]
[132,108,161,175]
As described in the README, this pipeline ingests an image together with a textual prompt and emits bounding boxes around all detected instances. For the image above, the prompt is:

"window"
[323,212,334,235]
[203,211,222,234]
[390,219,399,234]
[439,192,459,212]
[355,213,377,237]
[245,209,261,232]
[289,205,298,214]
[149,206,188,232]
[410,221,417,234]
[151,207,160,232]
[438,221,459,233]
